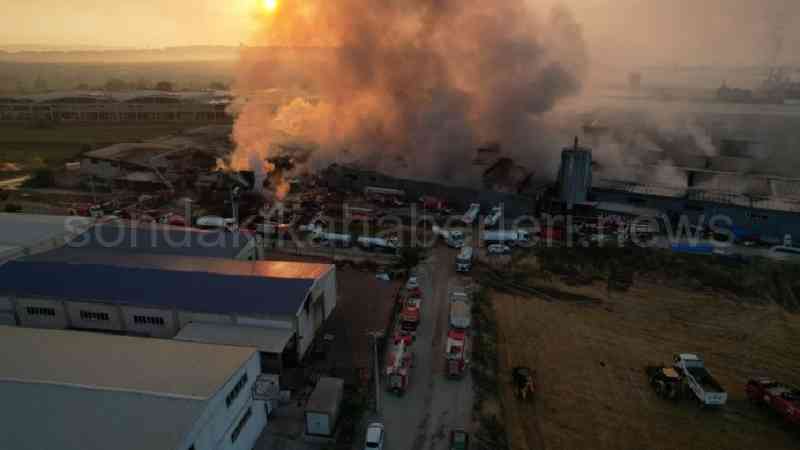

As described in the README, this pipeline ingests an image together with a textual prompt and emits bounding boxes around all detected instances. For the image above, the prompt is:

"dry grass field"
[493,279,800,450]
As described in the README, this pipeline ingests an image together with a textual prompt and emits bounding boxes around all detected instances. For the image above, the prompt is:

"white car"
[365,422,385,450]
[487,244,511,255]
[406,276,419,290]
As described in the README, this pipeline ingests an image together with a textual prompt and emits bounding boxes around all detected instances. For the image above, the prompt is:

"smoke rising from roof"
[230,0,588,189]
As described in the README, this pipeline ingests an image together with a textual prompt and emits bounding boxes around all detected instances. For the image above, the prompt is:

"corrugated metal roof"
[175,322,294,354]
[0,381,204,450]
[0,257,329,316]
[34,223,254,259]
[0,326,255,398]
[0,326,256,450]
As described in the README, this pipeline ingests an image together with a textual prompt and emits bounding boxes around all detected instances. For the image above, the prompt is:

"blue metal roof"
[0,261,315,317]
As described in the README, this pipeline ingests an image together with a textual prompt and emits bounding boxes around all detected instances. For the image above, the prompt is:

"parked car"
[450,429,469,450]
[365,422,385,450]
[746,378,800,426]
[487,244,511,255]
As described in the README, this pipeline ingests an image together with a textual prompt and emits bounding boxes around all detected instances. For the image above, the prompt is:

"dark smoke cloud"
[231,0,588,187]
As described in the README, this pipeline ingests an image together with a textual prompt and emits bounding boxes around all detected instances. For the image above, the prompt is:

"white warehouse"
[0,326,265,450]
[0,252,337,363]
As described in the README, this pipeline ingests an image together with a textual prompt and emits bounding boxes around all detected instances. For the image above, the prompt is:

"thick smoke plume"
[230,0,588,192]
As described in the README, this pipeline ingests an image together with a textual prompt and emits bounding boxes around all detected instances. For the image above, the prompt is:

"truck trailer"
[455,246,474,273]
[673,353,728,406]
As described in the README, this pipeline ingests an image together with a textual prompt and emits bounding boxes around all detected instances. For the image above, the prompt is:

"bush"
[24,169,55,188]
[4,203,23,213]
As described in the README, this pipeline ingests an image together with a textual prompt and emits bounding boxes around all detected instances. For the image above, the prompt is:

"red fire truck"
[385,339,414,396]
[445,329,468,379]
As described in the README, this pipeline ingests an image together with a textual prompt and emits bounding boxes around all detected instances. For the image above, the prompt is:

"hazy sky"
[1,0,798,66]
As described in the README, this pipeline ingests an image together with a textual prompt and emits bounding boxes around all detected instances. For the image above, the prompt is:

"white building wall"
[295,268,337,359]
[178,311,235,329]
[65,301,123,332]
[176,353,266,450]
[121,306,178,337]
[15,297,69,329]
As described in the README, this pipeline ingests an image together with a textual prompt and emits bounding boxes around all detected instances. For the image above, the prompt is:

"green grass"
[0,125,191,168]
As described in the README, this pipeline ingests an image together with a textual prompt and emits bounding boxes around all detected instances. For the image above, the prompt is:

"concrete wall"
[65,301,124,332]
[121,306,178,338]
[177,352,266,450]
[15,297,69,329]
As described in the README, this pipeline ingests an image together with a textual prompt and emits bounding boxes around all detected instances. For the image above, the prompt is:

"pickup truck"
[746,377,800,426]
[673,353,728,406]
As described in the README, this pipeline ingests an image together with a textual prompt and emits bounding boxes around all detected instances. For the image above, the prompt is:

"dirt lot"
[493,279,800,450]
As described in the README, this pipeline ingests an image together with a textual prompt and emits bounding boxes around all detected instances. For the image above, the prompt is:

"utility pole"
[369,331,382,413]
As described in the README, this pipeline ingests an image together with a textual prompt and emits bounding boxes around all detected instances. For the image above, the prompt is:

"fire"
[262,0,278,13]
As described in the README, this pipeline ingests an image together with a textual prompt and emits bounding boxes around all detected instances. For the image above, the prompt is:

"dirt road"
[376,247,475,450]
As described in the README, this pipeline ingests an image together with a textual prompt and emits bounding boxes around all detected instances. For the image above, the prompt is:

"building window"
[225,373,249,408]
[26,306,56,317]
[133,315,165,326]
[231,407,253,443]
[80,310,110,321]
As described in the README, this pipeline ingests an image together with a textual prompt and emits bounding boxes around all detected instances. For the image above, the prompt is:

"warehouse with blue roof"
[0,251,336,366]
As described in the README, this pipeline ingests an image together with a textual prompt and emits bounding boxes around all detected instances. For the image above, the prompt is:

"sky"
[1,0,799,67]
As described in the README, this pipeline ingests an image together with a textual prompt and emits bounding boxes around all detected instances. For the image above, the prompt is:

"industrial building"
[0,213,92,264]
[0,90,232,124]
[78,126,232,191]
[0,253,336,362]
[60,222,258,260]
[0,325,266,450]
[555,139,800,241]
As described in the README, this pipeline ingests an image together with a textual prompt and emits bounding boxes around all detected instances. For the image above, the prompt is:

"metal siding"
[121,306,178,337]
[14,297,69,329]
[65,301,123,332]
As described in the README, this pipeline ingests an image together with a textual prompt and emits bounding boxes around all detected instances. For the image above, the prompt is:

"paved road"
[373,247,474,450]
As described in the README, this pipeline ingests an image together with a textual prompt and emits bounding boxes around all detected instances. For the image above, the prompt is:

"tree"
[209,81,228,90]
[105,78,128,91]
[394,246,428,272]
[155,81,174,92]
[24,168,55,189]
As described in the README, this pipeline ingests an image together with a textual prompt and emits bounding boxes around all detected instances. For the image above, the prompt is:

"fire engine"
[399,297,422,339]
[385,338,414,396]
[445,329,468,379]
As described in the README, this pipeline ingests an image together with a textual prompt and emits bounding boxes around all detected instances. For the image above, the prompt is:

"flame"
[262,0,278,13]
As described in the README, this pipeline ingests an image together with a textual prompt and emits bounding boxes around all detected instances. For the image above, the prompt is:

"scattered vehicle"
[406,276,419,290]
[385,339,414,396]
[449,429,469,450]
[512,366,536,401]
[767,245,800,263]
[645,365,682,400]
[462,203,481,225]
[313,232,353,248]
[445,328,468,379]
[400,297,422,338]
[449,291,471,329]
[745,378,800,426]
[357,236,400,253]
[433,225,465,248]
[365,422,385,450]
[482,205,503,227]
[487,243,511,255]
[673,353,728,406]
[456,246,474,272]
[195,216,237,232]
[482,229,531,246]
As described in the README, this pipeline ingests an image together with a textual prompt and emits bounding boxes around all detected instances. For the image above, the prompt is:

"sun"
[262,0,278,12]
